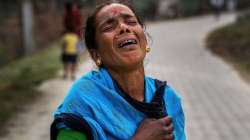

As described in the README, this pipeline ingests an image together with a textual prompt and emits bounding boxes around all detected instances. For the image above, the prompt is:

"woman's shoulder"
[77,69,100,81]
[163,84,184,117]
[65,68,115,101]
[76,68,111,85]
[164,84,182,105]
[71,69,105,89]
[54,70,106,119]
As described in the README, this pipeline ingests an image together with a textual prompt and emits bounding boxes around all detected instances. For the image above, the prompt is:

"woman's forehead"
[96,3,135,19]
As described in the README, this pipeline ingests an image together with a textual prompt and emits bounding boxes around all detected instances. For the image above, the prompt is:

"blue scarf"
[54,68,186,140]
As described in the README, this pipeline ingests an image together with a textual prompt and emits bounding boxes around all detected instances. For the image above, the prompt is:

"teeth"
[119,39,137,48]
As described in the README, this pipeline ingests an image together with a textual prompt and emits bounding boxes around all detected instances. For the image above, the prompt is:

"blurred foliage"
[207,13,250,81]
[0,43,61,90]
[0,0,20,18]
[132,0,159,20]
[0,44,61,134]
[179,0,250,16]
[0,14,24,67]
[237,0,250,9]
[0,0,63,67]
[0,88,38,136]
[179,0,201,15]
[237,9,250,22]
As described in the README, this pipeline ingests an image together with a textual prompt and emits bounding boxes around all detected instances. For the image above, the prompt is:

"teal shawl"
[54,68,186,140]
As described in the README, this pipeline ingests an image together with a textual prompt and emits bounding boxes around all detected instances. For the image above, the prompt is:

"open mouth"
[118,39,137,48]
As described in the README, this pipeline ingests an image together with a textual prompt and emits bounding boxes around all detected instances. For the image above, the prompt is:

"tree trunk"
[21,0,34,55]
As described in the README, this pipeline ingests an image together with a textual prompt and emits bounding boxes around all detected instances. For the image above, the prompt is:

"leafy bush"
[237,9,250,22]
[0,44,61,90]
[207,18,250,81]
[0,44,61,133]
[132,0,158,20]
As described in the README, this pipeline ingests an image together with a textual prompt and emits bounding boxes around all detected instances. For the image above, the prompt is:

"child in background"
[61,28,79,80]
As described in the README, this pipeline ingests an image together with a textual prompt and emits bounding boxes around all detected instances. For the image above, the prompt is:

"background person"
[64,1,82,37]
[61,27,79,80]
[227,0,237,12]
[210,0,224,19]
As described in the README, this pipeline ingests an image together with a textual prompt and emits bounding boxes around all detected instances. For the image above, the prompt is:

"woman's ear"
[89,49,102,66]
[89,49,100,62]
[144,31,149,46]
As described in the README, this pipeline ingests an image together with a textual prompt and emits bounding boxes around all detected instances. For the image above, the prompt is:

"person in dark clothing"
[210,0,224,19]
[64,1,82,37]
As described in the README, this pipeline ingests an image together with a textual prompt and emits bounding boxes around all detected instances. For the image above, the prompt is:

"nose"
[119,22,131,35]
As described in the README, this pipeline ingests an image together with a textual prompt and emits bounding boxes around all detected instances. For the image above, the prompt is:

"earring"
[146,46,151,53]
[96,59,102,66]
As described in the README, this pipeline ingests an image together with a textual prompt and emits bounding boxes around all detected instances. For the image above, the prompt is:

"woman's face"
[94,3,147,71]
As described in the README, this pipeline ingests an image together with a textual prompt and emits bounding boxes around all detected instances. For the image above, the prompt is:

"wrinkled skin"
[94,3,147,72]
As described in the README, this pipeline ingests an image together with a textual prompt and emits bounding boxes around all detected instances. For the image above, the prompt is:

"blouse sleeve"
[57,129,88,140]
[165,87,186,140]
[174,99,186,140]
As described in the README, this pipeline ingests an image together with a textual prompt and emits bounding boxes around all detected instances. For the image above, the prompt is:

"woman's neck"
[108,67,145,102]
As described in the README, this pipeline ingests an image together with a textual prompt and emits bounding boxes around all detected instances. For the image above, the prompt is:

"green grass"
[0,43,61,135]
[0,44,61,90]
[206,18,250,82]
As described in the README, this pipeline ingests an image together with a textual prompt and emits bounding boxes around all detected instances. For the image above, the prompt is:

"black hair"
[84,0,145,51]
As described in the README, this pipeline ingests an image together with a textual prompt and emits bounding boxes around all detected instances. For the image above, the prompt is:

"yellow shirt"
[62,33,79,54]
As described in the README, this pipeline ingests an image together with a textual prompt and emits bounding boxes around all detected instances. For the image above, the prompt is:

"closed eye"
[127,20,137,25]
[122,13,138,26]
[102,24,114,32]
[101,18,116,32]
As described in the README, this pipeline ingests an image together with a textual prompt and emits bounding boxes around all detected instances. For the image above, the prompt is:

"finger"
[162,124,174,135]
[164,133,174,140]
[166,123,174,134]
[159,116,172,126]
[138,118,156,128]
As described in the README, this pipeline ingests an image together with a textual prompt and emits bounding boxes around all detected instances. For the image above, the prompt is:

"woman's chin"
[120,57,145,70]
[121,50,145,60]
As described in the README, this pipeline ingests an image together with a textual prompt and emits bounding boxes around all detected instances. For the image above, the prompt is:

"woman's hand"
[131,116,174,140]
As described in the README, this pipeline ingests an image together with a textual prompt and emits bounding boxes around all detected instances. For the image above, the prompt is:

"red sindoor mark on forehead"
[110,8,121,17]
